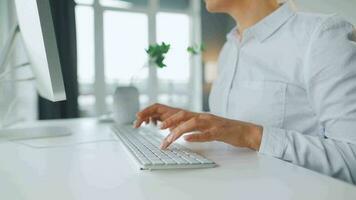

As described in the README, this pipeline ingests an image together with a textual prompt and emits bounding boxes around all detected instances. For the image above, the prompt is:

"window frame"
[75,0,203,115]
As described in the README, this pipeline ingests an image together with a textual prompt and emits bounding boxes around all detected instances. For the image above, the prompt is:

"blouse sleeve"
[259,16,356,184]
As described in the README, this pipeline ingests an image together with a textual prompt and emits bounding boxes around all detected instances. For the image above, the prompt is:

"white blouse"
[209,2,356,184]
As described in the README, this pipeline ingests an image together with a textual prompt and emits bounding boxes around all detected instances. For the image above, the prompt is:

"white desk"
[0,118,355,200]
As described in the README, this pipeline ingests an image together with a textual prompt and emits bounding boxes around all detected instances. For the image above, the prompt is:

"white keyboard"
[112,125,216,170]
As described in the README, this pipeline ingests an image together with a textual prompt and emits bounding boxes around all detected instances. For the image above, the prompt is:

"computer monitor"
[0,0,71,140]
[15,0,66,101]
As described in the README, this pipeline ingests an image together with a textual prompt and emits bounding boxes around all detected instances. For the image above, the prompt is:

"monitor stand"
[0,126,72,141]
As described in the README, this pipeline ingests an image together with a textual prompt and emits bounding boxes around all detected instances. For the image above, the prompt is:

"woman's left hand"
[159,111,263,151]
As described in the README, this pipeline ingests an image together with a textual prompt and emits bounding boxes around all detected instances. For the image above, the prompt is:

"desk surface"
[0,118,355,200]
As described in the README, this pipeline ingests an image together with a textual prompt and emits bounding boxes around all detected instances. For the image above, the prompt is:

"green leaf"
[187,43,205,55]
[145,42,170,68]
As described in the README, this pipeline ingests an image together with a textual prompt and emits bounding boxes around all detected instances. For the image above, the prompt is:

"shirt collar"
[227,2,296,43]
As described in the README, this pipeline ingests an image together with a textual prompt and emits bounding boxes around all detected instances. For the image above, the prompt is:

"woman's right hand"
[134,103,197,129]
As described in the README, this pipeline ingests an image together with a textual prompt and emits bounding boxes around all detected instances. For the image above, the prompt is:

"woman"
[135,0,356,184]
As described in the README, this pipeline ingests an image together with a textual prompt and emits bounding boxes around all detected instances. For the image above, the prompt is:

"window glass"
[103,11,149,108]
[75,1,197,116]
[75,6,95,116]
[156,12,190,108]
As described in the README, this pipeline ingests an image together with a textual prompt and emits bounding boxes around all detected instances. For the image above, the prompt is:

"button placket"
[225,34,251,116]
[222,44,240,116]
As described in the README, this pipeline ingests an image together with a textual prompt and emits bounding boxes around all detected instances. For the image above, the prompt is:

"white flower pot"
[113,86,140,125]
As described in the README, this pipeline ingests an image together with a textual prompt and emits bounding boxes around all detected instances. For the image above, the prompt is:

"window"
[103,11,148,85]
[156,12,190,108]
[75,0,202,117]
[103,11,149,109]
[75,5,95,116]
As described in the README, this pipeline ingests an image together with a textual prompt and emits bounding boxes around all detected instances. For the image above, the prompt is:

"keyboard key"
[139,157,151,165]
[150,160,164,165]
[172,158,189,164]
[163,160,177,165]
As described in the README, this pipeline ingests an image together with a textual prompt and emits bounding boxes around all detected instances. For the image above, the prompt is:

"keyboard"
[112,125,216,170]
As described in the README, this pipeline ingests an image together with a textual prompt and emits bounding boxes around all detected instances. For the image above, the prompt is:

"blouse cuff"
[258,126,288,159]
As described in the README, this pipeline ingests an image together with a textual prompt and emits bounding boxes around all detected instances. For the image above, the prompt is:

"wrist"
[245,124,263,151]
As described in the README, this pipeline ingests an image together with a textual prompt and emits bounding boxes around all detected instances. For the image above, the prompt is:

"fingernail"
[160,142,167,149]
[159,123,165,129]
[166,135,173,143]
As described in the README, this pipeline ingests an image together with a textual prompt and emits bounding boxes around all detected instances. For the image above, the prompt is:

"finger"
[137,103,168,118]
[134,115,147,128]
[169,125,177,132]
[161,111,192,130]
[135,104,162,128]
[160,132,174,149]
[184,132,215,142]
[168,117,206,145]
[150,115,160,125]
[134,107,157,128]
[160,111,175,121]
[150,111,175,126]
[168,121,185,131]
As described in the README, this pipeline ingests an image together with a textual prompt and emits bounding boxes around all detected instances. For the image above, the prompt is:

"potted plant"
[113,42,171,124]
[112,42,204,124]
